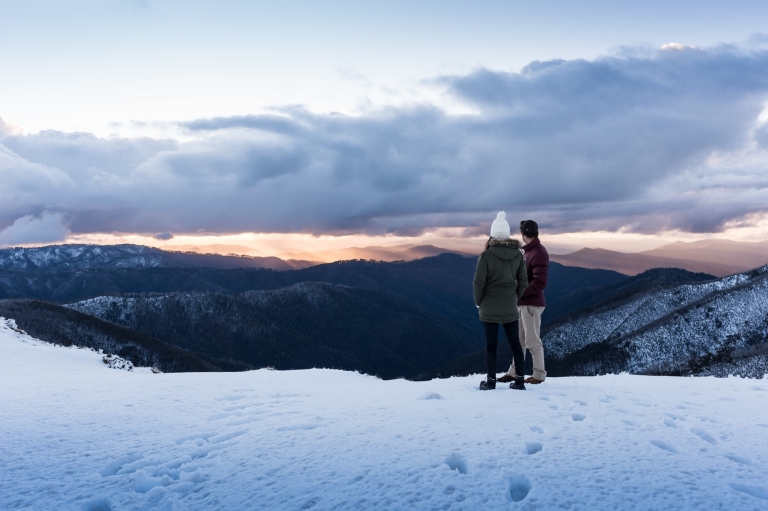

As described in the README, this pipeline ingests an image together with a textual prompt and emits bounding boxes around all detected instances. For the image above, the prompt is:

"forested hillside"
[67,283,482,379]
[0,299,229,372]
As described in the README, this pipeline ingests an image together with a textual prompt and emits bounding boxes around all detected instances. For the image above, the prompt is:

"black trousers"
[482,321,525,381]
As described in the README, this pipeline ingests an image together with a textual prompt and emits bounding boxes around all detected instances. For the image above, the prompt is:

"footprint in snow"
[529,426,543,434]
[573,400,586,406]
[524,442,543,455]
[215,395,246,401]
[506,474,532,502]
[226,416,265,426]
[208,430,248,444]
[445,453,468,474]
[571,413,586,421]
[206,412,235,422]
[690,428,717,445]
[223,404,249,412]
[663,418,677,428]
[276,423,321,432]
[419,392,443,400]
[649,440,677,453]
[99,454,143,477]
[174,432,217,445]
[730,483,768,501]
[723,454,753,466]
[81,497,113,511]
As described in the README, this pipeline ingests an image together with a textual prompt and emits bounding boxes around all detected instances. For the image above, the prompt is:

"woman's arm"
[473,254,487,307]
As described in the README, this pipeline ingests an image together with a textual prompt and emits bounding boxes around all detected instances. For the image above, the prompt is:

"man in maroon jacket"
[498,220,549,385]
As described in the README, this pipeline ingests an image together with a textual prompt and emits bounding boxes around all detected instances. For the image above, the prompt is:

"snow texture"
[1,320,768,510]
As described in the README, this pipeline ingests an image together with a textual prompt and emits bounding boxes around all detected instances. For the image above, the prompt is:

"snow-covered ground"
[1,320,768,511]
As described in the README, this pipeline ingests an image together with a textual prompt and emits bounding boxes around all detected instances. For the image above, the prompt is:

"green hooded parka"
[473,238,529,323]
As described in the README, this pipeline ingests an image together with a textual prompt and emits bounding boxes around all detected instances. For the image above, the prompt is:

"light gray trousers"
[506,306,546,381]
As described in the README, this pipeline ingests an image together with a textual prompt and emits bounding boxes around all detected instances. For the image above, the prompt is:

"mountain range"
[0,248,627,378]
[0,242,765,379]
[0,244,314,272]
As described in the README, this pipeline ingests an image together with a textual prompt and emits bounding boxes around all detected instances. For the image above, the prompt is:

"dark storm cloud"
[3,43,768,242]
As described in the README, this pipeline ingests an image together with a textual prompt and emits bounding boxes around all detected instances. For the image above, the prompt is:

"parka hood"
[487,238,523,260]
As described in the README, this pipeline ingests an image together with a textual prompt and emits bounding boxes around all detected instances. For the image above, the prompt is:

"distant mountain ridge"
[0,244,314,271]
[551,239,768,277]
[281,244,474,263]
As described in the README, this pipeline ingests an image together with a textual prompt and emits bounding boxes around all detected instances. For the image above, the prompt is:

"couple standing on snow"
[473,212,549,391]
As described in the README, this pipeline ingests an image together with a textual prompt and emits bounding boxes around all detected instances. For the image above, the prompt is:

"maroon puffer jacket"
[517,237,549,307]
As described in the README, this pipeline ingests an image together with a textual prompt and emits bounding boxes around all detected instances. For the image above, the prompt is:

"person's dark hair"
[520,220,539,238]
[484,236,492,251]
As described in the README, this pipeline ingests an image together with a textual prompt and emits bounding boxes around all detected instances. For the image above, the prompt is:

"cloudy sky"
[2,0,768,254]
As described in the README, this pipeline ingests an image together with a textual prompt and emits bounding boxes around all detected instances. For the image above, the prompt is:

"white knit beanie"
[490,211,510,239]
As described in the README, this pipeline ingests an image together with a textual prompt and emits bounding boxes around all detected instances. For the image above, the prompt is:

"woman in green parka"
[473,211,529,390]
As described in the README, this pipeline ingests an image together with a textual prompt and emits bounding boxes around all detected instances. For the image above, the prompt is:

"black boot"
[479,378,496,390]
[510,377,526,390]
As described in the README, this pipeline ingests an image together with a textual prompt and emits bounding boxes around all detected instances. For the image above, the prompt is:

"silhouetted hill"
[551,247,737,276]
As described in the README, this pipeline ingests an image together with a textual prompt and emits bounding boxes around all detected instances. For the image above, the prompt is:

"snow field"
[1,321,768,510]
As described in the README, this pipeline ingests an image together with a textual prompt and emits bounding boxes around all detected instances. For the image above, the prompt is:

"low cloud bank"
[2,42,768,243]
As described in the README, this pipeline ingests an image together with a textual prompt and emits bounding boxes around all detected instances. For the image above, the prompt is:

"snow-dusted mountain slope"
[0,244,167,270]
[545,264,768,376]
[0,244,307,271]
[2,320,768,510]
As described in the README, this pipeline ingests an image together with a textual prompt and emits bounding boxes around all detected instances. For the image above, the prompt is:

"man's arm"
[526,252,549,295]
[515,256,529,299]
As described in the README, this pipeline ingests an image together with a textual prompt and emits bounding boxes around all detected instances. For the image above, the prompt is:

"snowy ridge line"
[624,275,768,376]
[0,317,32,338]
[67,281,349,322]
[612,269,768,346]
[0,316,159,373]
[545,263,768,358]
[0,244,166,271]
